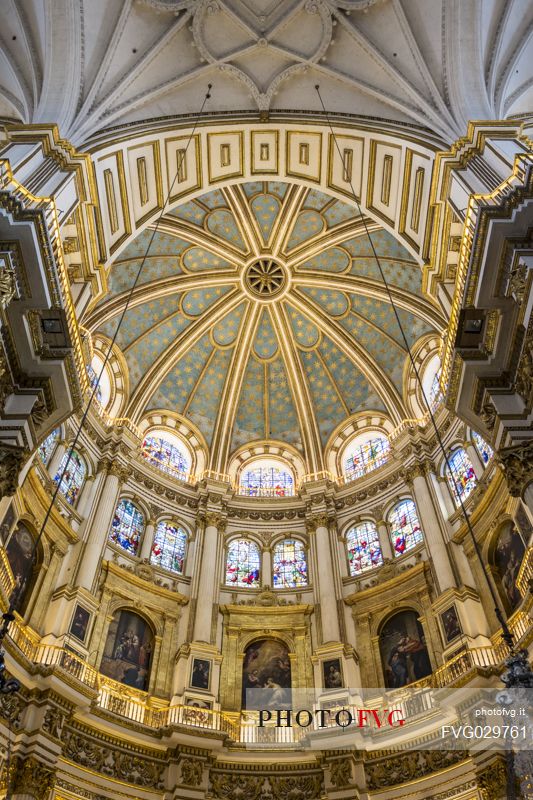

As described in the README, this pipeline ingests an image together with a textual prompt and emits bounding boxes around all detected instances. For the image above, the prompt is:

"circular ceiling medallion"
[243,258,289,301]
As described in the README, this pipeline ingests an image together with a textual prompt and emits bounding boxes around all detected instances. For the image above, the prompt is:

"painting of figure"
[6,524,37,608]
[379,611,432,688]
[440,605,461,644]
[100,610,153,691]
[69,605,91,643]
[190,658,211,691]
[241,639,291,709]
[494,524,526,610]
[322,658,343,689]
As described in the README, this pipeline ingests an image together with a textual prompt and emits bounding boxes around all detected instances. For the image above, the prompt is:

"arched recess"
[98,606,156,692]
[486,518,527,614]
[326,412,395,482]
[403,333,444,419]
[138,411,208,479]
[5,519,44,616]
[89,121,438,267]
[228,441,306,490]
[376,607,433,689]
[88,333,130,418]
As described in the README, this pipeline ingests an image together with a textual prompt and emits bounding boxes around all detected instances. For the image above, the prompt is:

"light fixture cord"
[314,85,514,647]
[0,86,213,644]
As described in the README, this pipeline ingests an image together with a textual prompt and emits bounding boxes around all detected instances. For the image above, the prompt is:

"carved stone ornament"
[42,704,68,740]
[0,258,17,309]
[9,755,55,798]
[205,511,226,530]
[480,398,497,431]
[365,750,465,790]
[0,445,29,496]
[477,757,507,800]
[514,326,533,406]
[329,758,352,788]
[181,757,203,786]
[211,773,264,800]
[497,440,533,497]
[305,513,328,532]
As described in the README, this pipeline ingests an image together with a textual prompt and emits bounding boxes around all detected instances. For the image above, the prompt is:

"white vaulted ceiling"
[1,0,532,145]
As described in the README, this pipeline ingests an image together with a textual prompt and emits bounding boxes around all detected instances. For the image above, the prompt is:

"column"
[373,508,394,560]
[309,514,341,644]
[47,439,67,478]
[465,442,484,477]
[75,460,125,593]
[262,545,272,587]
[139,519,156,561]
[75,474,97,519]
[409,465,456,591]
[193,512,224,644]
[497,439,533,515]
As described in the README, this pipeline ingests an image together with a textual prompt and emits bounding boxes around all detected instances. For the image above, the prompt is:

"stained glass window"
[150,521,187,574]
[53,449,86,505]
[273,539,308,588]
[346,522,383,575]
[109,499,144,555]
[239,462,294,497]
[344,436,390,481]
[446,448,477,505]
[225,539,261,587]
[429,370,443,410]
[87,364,103,403]
[141,432,191,480]
[472,431,493,465]
[38,428,60,465]
[389,499,423,556]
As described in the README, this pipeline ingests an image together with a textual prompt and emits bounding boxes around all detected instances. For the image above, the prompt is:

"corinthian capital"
[306,513,329,533]
[205,511,226,531]
[497,440,533,497]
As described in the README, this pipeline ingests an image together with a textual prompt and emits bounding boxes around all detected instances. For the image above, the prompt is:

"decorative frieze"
[364,750,466,790]
[497,440,533,497]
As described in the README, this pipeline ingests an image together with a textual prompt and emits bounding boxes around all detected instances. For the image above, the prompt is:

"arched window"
[472,431,493,465]
[109,499,145,555]
[344,435,390,481]
[86,363,103,404]
[429,371,442,410]
[53,449,86,505]
[141,430,191,480]
[225,539,261,587]
[86,354,112,407]
[346,521,383,575]
[38,428,60,465]
[422,355,442,412]
[239,459,294,497]
[150,521,187,574]
[272,539,308,588]
[445,448,477,505]
[389,499,423,556]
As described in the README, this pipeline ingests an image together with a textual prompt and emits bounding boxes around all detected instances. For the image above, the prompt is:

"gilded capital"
[205,511,226,530]
[497,440,533,497]
[306,513,328,532]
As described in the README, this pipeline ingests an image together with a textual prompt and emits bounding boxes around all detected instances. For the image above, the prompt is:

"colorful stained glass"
[150,521,187,574]
[472,431,493,465]
[429,370,442,410]
[239,464,294,497]
[446,448,477,505]
[272,539,307,588]
[53,449,86,505]
[346,522,383,575]
[109,499,144,555]
[225,539,261,587]
[87,364,103,403]
[389,499,423,556]
[38,428,59,465]
[141,433,191,480]
[344,437,390,481]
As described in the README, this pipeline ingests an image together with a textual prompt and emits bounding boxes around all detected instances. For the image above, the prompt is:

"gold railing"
[517,546,533,596]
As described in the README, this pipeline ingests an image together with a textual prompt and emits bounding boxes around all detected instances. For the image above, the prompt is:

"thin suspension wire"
[0,85,213,635]
[314,84,514,645]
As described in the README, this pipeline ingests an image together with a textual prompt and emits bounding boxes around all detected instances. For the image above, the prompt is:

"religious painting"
[241,639,291,709]
[322,658,343,690]
[99,610,154,691]
[190,658,211,691]
[6,524,37,608]
[379,610,432,688]
[69,604,91,643]
[440,605,461,644]
[515,503,533,543]
[494,523,526,610]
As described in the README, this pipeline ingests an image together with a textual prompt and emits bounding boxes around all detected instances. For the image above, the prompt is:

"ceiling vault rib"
[294,273,445,330]
[209,301,262,473]
[275,185,309,254]
[289,291,406,424]
[85,272,239,329]
[156,218,248,260]
[182,347,218,418]
[283,218,379,264]
[126,288,243,423]
[270,302,324,475]
[314,349,351,417]
[223,185,263,254]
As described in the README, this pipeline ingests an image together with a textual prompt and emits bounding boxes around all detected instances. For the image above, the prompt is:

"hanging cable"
[0,85,213,665]
[314,84,516,647]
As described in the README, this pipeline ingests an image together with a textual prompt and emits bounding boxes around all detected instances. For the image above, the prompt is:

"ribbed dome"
[87,181,444,469]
